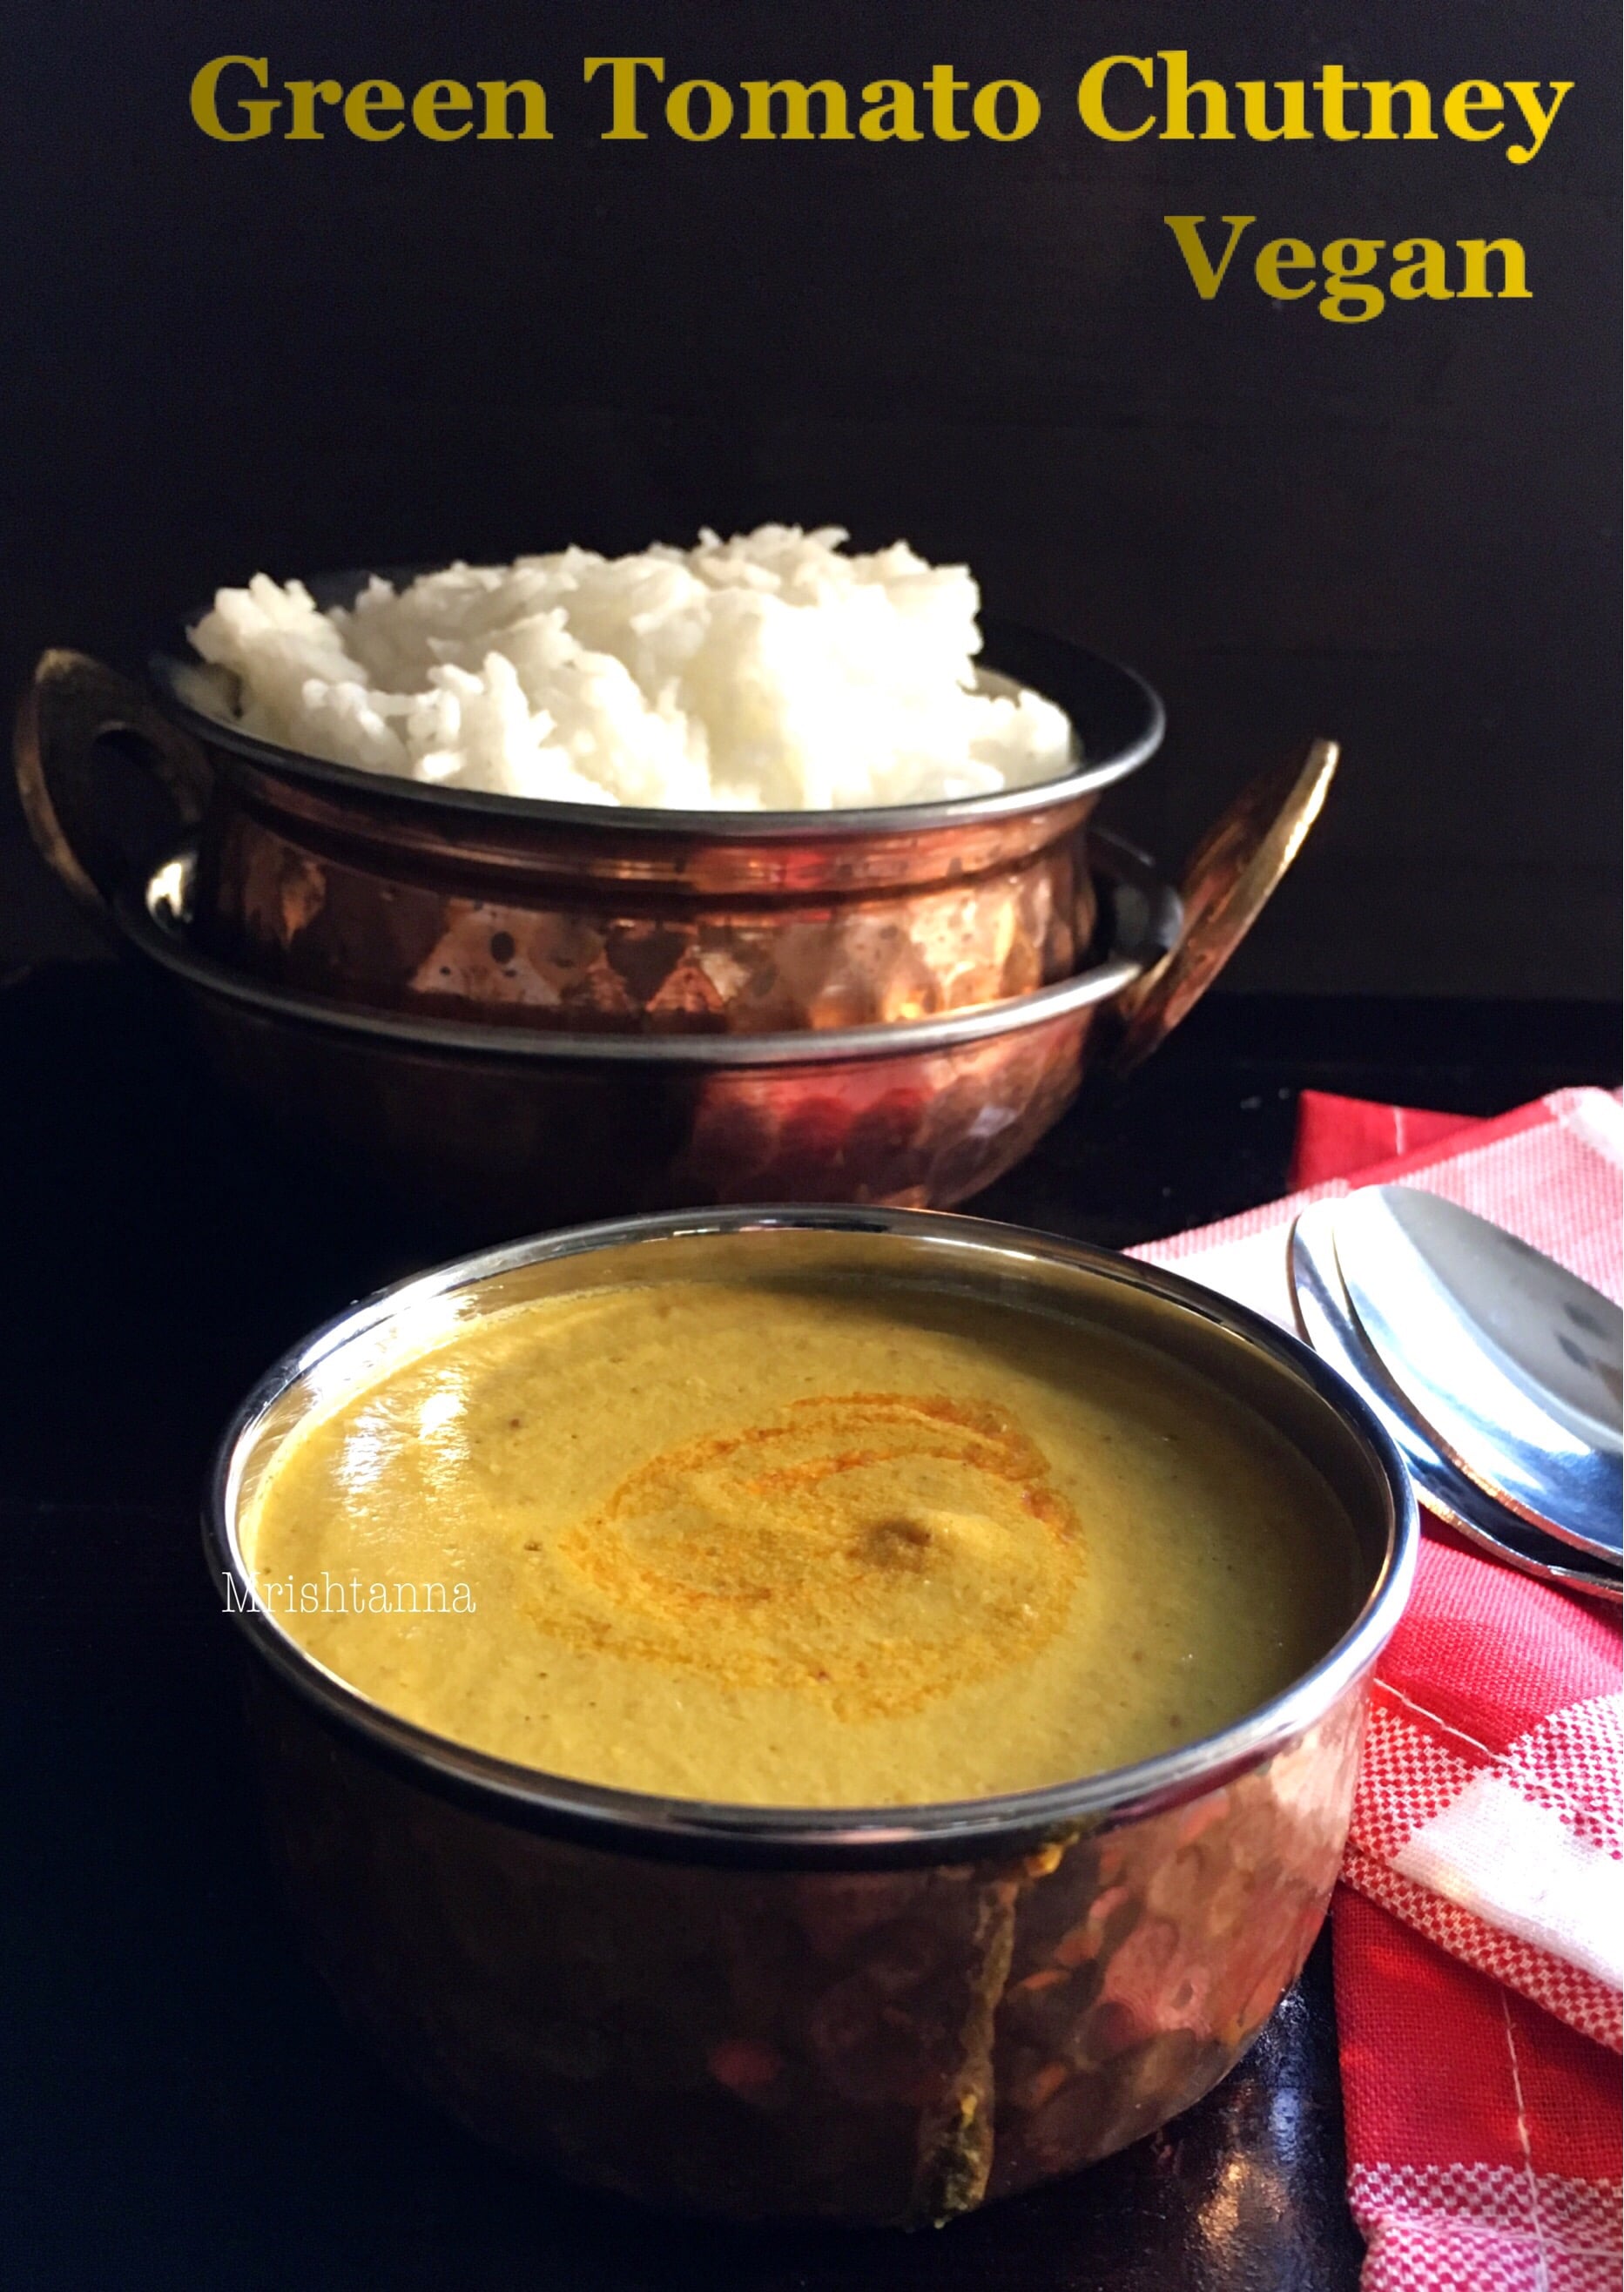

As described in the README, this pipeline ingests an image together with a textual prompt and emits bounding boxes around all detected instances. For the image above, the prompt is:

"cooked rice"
[188,527,1073,810]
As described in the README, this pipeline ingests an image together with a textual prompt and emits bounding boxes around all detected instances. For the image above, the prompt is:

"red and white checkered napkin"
[1132,1087,1624,2292]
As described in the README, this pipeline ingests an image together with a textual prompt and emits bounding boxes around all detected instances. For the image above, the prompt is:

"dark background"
[1,0,1618,994]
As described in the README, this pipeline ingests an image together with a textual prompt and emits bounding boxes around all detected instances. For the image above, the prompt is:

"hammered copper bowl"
[16,599,1163,1034]
[118,829,1180,1244]
[210,1208,1416,2228]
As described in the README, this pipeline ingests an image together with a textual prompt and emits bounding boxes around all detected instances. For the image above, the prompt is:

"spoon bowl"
[1333,1188,1622,1567]
[1290,1205,1621,1604]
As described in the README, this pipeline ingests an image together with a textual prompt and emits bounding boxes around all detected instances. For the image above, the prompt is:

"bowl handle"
[1108,737,1338,1073]
[13,649,213,924]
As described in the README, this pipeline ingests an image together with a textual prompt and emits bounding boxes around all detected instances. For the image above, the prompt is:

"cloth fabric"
[1131,1087,1624,2291]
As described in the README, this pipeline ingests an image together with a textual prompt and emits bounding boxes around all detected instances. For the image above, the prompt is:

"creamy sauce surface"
[243,1275,1358,1805]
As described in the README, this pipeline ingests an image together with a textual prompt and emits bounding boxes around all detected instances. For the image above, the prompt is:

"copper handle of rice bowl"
[14,649,214,919]
[1107,738,1339,1075]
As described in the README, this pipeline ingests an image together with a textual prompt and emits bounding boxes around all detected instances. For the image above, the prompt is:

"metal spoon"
[1333,1187,1621,1566]
[1290,1205,1621,1602]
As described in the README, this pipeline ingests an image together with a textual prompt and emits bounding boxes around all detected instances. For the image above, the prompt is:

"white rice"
[187,526,1074,811]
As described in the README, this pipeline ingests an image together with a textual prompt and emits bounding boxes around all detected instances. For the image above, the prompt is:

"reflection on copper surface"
[189,990,1099,1244]
[199,793,1095,1035]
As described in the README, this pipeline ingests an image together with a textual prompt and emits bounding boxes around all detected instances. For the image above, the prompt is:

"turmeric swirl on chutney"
[244,1273,1358,1806]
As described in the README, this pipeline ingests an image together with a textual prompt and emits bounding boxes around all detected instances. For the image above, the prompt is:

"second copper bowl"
[119,831,1176,1244]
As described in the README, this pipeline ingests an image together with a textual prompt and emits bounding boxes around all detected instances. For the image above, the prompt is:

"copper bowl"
[16,587,1338,1243]
[90,733,1337,1248]
[209,1208,1417,2226]
[16,602,1163,1034]
[117,830,1178,1245]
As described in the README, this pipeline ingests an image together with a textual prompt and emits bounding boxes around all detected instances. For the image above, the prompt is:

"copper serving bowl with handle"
[208,1207,1417,2226]
[16,597,1164,1035]
[108,739,1331,1249]
[117,828,1167,1241]
[15,586,1337,1241]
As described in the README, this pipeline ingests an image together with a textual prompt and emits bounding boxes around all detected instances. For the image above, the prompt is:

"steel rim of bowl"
[206,1204,1418,1868]
[121,829,1181,1068]
[150,608,1166,839]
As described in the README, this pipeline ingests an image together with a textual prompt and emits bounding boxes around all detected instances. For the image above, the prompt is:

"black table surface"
[4,962,1618,2292]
